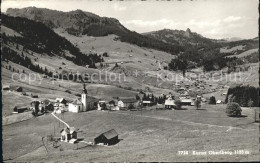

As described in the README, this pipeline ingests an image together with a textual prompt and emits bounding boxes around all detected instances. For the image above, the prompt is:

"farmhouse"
[121,98,137,108]
[55,98,67,104]
[94,129,119,146]
[165,99,175,109]
[60,127,77,143]
[181,98,193,105]
[142,100,152,107]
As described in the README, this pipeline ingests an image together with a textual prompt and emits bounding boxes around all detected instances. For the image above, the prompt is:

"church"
[68,84,97,113]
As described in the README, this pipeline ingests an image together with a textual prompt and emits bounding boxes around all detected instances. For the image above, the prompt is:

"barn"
[94,129,119,146]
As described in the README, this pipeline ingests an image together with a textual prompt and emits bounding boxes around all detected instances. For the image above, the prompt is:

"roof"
[142,100,151,103]
[121,98,137,103]
[60,127,76,134]
[71,99,82,105]
[181,99,192,103]
[102,129,118,140]
[14,105,28,109]
[56,98,65,102]
[165,99,175,106]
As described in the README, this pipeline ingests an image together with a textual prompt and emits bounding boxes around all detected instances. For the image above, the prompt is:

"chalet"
[165,97,175,109]
[117,100,125,108]
[94,129,119,146]
[142,100,152,106]
[68,99,83,113]
[181,98,193,105]
[60,127,77,143]
[97,101,106,110]
[121,98,137,108]
[13,106,28,113]
[55,98,67,104]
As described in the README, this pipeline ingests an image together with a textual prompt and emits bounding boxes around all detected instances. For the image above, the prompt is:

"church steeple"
[82,83,88,94]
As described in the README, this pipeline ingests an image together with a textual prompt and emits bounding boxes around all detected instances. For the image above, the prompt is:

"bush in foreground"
[226,102,242,117]
[174,99,182,110]
[208,96,216,105]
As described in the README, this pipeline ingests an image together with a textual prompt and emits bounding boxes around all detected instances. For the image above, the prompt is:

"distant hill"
[6,7,184,55]
[142,28,215,47]
[2,14,102,68]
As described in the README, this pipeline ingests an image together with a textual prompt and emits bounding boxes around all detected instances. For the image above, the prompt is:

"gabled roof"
[121,98,137,103]
[142,100,151,104]
[72,99,82,105]
[102,129,118,140]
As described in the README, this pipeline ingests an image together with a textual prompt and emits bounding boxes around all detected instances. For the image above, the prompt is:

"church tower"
[81,83,88,111]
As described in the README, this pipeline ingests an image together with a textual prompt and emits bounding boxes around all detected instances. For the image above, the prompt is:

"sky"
[1,0,259,39]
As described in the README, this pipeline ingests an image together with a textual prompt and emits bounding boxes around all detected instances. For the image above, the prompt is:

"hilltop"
[6,7,183,55]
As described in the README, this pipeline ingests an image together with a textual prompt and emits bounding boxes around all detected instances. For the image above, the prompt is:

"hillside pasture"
[2,104,259,162]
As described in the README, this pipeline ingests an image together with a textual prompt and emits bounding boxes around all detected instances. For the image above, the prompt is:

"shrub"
[128,104,135,110]
[174,99,182,110]
[195,99,201,110]
[226,102,242,117]
[208,96,216,104]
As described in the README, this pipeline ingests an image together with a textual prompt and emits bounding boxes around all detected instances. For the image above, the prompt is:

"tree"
[226,102,242,117]
[195,98,201,110]
[136,94,140,101]
[248,99,254,109]
[174,99,182,110]
[209,96,216,105]
[128,104,135,110]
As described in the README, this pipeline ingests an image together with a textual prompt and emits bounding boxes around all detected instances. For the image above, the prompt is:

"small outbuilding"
[13,106,28,113]
[94,129,119,146]
[216,100,223,104]
[60,127,77,142]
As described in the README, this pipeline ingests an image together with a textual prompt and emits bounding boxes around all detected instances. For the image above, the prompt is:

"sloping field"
[226,48,258,58]
[3,105,259,162]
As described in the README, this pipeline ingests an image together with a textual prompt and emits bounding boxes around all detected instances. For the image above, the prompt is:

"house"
[216,100,223,104]
[142,100,152,107]
[94,129,119,146]
[97,101,106,110]
[60,127,77,142]
[13,106,28,113]
[68,99,83,113]
[117,100,125,108]
[108,100,116,107]
[165,98,175,109]
[181,98,193,105]
[55,98,67,104]
[121,98,137,108]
